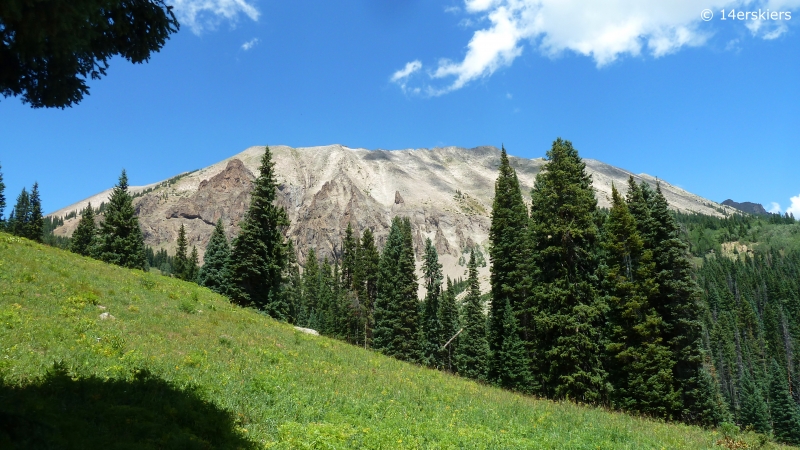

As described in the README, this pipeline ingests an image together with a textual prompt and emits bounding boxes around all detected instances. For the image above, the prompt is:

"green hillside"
[0,232,788,449]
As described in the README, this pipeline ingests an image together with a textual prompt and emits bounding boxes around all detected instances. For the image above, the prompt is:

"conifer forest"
[2,140,800,445]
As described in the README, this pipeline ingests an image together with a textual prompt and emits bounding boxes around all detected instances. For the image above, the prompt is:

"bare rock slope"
[51,145,735,284]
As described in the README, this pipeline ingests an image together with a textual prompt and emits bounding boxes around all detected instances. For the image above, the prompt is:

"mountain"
[721,199,768,215]
[50,145,737,285]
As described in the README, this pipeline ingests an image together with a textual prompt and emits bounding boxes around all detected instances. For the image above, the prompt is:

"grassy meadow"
[0,232,791,449]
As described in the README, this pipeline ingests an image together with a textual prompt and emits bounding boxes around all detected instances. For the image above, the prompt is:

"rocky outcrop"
[721,199,768,215]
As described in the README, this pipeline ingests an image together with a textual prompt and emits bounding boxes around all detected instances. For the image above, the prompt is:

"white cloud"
[390,61,423,94]
[787,195,800,217]
[171,0,260,35]
[396,0,800,94]
[241,38,259,51]
[769,202,782,214]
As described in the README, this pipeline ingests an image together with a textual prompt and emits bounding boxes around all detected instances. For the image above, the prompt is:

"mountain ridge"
[50,144,738,286]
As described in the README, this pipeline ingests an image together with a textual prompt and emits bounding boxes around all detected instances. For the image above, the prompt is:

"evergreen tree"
[650,184,706,421]
[420,238,444,368]
[768,358,800,444]
[455,249,488,381]
[488,145,530,383]
[8,188,30,237]
[173,223,189,280]
[27,182,43,242]
[341,223,358,290]
[96,170,147,270]
[187,246,199,282]
[527,138,607,402]
[0,162,6,229]
[282,240,303,324]
[228,146,291,320]
[354,228,380,346]
[70,202,97,256]
[603,184,678,418]
[301,248,321,329]
[439,276,460,373]
[199,219,232,295]
[373,216,420,363]
[739,365,771,434]
[496,297,532,392]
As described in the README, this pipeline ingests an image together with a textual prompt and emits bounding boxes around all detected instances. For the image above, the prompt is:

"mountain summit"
[51,145,735,281]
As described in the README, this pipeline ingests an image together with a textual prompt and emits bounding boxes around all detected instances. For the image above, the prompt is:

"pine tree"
[739,365,771,434]
[70,202,97,256]
[9,188,30,237]
[174,223,189,280]
[199,219,232,295]
[228,146,291,319]
[282,240,303,324]
[341,223,358,291]
[373,216,420,363]
[488,145,530,383]
[27,182,43,242]
[768,358,800,444]
[527,138,606,402]
[0,162,6,229]
[421,238,444,368]
[187,246,199,282]
[650,184,706,421]
[439,276,460,373]
[496,297,532,392]
[301,248,321,329]
[354,228,380,347]
[603,184,679,418]
[455,249,488,381]
[95,170,147,270]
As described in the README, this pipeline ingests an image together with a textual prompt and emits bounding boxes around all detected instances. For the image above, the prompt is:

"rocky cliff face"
[721,199,768,215]
[50,145,737,285]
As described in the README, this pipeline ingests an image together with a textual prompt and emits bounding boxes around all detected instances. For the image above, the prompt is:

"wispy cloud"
[394,0,800,95]
[390,60,423,94]
[769,202,782,214]
[171,0,260,35]
[241,38,260,51]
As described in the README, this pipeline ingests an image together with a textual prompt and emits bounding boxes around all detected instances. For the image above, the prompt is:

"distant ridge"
[721,199,768,215]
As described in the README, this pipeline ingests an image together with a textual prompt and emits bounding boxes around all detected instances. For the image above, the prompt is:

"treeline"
[698,249,800,443]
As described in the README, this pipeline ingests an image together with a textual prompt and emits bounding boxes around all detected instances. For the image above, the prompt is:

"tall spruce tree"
[496,297,532,392]
[70,202,97,256]
[198,219,232,295]
[301,248,321,329]
[488,145,530,383]
[27,182,43,242]
[0,162,6,229]
[768,358,800,444]
[650,184,706,421]
[282,240,303,324]
[527,138,607,402]
[455,249,488,381]
[421,238,444,368]
[354,228,380,346]
[603,184,678,418]
[187,246,200,282]
[439,276,460,373]
[739,365,771,434]
[341,223,358,291]
[95,170,147,270]
[173,223,189,280]
[373,216,420,363]
[228,146,291,320]
[9,188,30,237]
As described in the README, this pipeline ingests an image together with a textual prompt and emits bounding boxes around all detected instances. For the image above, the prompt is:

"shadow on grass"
[0,363,258,450]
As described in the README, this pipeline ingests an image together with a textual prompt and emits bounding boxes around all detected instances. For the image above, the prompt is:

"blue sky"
[1,0,799,215]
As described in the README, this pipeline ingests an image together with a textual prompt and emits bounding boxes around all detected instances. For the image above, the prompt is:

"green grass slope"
[0,232,787,449]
